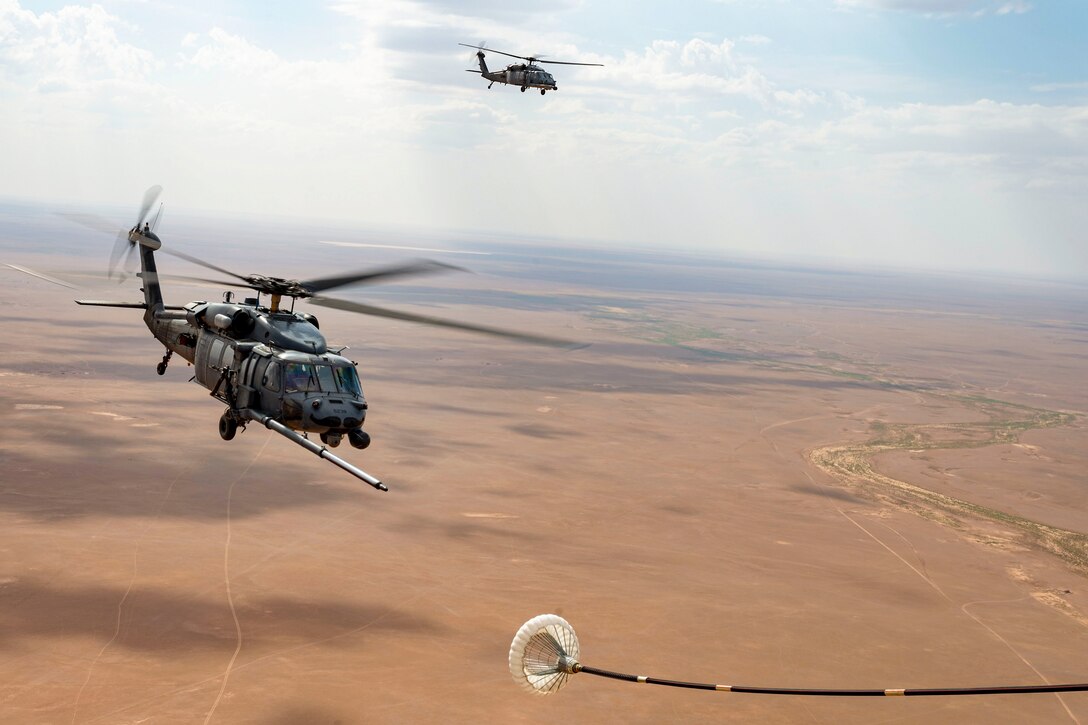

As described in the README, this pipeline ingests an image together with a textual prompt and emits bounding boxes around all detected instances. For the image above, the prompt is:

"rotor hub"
[245,275,313,299]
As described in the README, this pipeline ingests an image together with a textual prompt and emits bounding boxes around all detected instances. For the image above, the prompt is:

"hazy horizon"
[3,195,1087,289]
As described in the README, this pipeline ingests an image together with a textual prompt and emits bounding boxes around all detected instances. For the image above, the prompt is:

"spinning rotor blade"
[159,273,261,290]
[162,249,463,297]
[308,296,582,349]
[159,247,253,285]
[102,185,163,280]
[121,242,139,278]
[58,212,135,279]
[458,43,530,62]
[537,58,604,67]
[150,203,165,233]
[108,231,131,280]
[463,40,487,57]
[153,238,570,347]
[4,264,78,289]
[300,260,464,294]
[58,212,123,235]
[136,185,163,228]
[457,43,603,67]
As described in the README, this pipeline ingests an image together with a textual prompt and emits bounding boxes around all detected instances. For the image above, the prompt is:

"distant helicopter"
[13,187,576,491]
[459,43,603,94]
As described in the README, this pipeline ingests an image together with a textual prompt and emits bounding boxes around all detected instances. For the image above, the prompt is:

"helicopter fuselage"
[488,64,557,91]
[132,230,371,451]
[186,304,367,436]
[472,50,557,93]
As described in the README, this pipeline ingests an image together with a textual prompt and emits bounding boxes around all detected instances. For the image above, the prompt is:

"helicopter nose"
[305,395,365,430]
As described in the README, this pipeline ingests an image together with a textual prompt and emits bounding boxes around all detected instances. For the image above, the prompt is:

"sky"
[1,0,1086,277]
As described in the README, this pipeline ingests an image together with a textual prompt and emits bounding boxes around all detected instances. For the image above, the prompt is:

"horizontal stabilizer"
[75,300,186,311]
[76,300,147,308]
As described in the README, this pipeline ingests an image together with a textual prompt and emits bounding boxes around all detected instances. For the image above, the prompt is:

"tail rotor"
[462,41,489,75]
[108,230,131,281]
[136,185,162,229]
[110,185,162,280]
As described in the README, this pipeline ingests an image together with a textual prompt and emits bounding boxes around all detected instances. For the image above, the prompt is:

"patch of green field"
[812,403,1086,574]
[596,304,1087,572]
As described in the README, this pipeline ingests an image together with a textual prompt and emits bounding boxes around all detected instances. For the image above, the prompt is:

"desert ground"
[1,208,1086,723]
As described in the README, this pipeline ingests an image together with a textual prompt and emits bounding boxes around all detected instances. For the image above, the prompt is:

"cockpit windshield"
[334,366,362,397]
[284,363,320,393]
[283,362,362,397]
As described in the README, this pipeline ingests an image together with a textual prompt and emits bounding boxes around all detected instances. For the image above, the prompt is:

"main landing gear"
[156,348,172,375]
[219,410,238,441]
[213,368,243,441]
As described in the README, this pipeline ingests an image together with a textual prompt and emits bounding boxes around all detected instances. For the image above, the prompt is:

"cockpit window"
[284,363,319,393]
[317,364,337,393]
[334,366,362,397]
[282,362,362,396]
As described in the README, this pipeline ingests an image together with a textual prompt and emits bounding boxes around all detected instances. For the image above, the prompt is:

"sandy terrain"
[1,224,1086,723]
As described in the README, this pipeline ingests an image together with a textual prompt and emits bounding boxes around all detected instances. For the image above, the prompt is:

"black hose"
[576,666,1088,697]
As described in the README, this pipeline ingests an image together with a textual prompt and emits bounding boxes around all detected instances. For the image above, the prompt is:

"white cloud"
[995,1,1032,14]
[0,0,1082,276]
[0,2,155,91]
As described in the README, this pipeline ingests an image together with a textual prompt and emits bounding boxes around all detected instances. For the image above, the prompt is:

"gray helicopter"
[460,43,602,94]
[22,187,575,491]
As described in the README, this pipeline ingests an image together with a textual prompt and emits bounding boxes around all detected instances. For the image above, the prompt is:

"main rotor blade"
[300,259,464,294]
[159,247,253,285]
[458,43,530,62]
[537,59,604,66]
[308,296,583,349]
[58,212,123,236]
[136,185,163,227]
[4,263,78,289]
[157,273,259,290]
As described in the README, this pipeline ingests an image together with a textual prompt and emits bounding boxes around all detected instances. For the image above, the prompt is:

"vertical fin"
[136,236,165,312]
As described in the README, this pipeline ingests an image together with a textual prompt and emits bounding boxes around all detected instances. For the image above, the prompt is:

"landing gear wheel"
[521,86,527,92]
[157,348,172,375]
[156,362,167,375]
[219,411,238,441]
[541,89,546,95]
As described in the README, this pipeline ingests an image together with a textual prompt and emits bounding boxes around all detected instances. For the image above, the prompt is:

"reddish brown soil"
[1,251,1085,724]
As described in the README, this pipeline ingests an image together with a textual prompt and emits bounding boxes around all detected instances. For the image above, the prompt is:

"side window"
[263,362,280,392]
[209,339,225,370]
